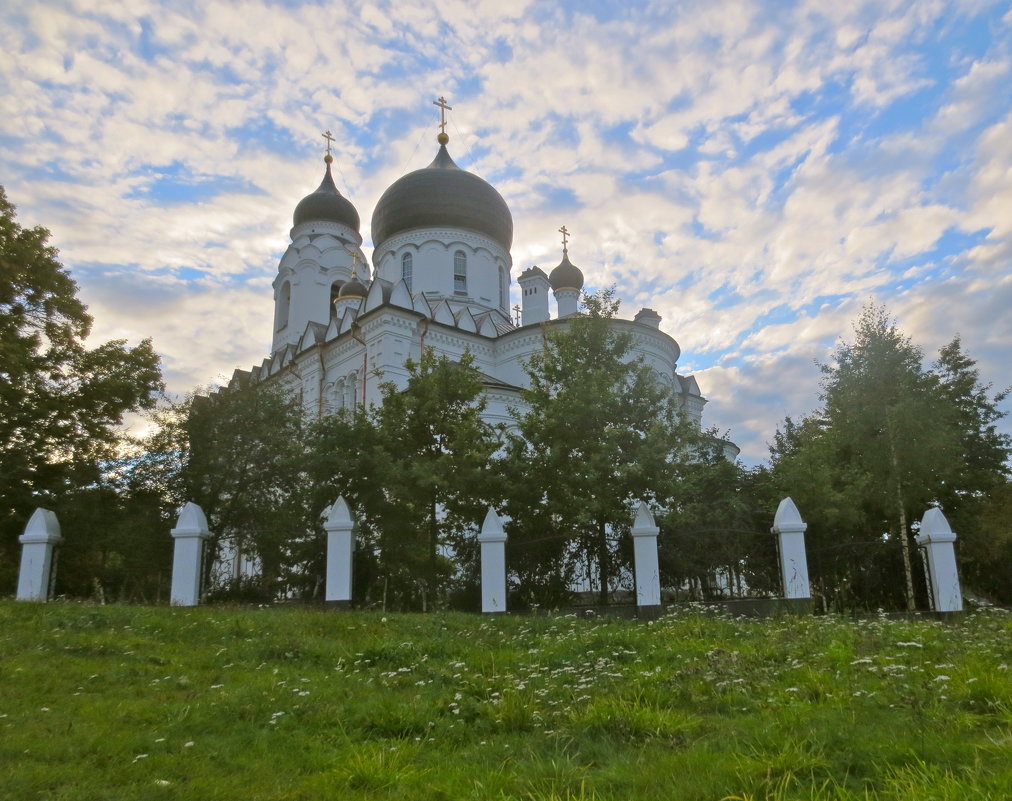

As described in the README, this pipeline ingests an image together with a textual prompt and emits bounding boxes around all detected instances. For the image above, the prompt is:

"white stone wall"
[372,229,512,318]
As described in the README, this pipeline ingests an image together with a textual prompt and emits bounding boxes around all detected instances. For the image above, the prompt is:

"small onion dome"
[548,251,584,291]
[293,157,361,231]
[338,273,368,298]
[371,140,513,251]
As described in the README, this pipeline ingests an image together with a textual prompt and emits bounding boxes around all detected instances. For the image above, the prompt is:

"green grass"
[0,602,1009,800]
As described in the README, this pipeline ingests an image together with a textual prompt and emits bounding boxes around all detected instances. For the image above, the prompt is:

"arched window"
[401,252,413,291]
[499,265,506,309]
[276,281,291,331]
[454,251,467,293]
[347,372,358,408]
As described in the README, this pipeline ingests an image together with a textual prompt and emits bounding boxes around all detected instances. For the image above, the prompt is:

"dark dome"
[371,143,513,251]
[293,162,360,231]
[548,251,584,291]
[339,274,368,298]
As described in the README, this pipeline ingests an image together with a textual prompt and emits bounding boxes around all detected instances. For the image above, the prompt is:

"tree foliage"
[659,438,770,601]
[931,336,1012,602]
[299,350,498,610]
[0,187,163,593]
[764,304,1010,611]
[503,289,692,606]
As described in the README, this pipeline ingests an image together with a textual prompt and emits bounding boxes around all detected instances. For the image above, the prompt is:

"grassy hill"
[1,601,1009,800]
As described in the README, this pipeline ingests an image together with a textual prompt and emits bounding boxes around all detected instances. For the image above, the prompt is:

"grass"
[0,601,1009,800]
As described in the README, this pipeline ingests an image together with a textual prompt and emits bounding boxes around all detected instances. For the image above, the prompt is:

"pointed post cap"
[171,502,211,538]
[478,507,507,543]
[19,508,63,544]
[916,507,956,545]
[325,496,353,529]
[631,500,659,536]
[772,497,807,534]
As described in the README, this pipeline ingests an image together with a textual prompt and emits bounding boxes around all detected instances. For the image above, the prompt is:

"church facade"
[228,123,717,440]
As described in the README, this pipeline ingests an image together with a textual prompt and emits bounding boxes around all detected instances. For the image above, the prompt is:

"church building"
[228,101,716,439]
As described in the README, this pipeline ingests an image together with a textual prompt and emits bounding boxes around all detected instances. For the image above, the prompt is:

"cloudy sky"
[2,0,1010,465]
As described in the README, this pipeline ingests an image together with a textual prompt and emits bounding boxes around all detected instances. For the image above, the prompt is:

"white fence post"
[324,496,354,608]
[170,502,211,606]
[631,500,662,611]
[16,509,63,602]
[772,497,811,599]
[916,508,963,613]
[478,507,507,613]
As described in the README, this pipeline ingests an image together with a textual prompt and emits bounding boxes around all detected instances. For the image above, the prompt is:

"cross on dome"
[321,130,337,165]
[559,225,570,254]
[433,95,453,142]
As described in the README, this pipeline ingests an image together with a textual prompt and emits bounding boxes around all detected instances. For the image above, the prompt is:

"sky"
[2,0,1010,466]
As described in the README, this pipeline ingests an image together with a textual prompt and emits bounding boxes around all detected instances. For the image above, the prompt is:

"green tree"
[659,437,768,600]
[370,350,499,609]
[820,306,960,609]
[180,381,305,598]
[0,187,162,591]
[930,336,1011,600]
[299,406,400,605]
[504,289,688,606]
[762,305,1010,611]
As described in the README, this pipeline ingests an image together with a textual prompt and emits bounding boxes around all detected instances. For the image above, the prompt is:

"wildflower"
[183,741,195,748]
[133,754,149,763]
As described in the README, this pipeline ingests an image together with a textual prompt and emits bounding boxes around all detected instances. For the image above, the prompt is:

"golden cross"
[559,225,570,253]
[433,96,453,134]
[322,130,335,156]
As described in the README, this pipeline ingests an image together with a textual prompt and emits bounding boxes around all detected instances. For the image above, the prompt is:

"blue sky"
[2,0,1010,465]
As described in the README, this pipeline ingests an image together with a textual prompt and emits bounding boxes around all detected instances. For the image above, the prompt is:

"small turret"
[517,266,550,325]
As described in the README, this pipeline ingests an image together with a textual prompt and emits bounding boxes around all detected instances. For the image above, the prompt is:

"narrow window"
[276,281,291,330]
[499,265,506,309]
[454,251,467,292]
[402,252,413,291]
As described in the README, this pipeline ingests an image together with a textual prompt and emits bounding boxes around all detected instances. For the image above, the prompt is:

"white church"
[227,104,719,442]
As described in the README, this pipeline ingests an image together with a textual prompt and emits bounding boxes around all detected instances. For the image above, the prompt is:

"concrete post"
[631,500,662,611]
[16,508,63,602]
[772,497,811,599]
[916,508,963,613]
[170,502,211,607]
[324,496,354,608]
[478,507,508,613]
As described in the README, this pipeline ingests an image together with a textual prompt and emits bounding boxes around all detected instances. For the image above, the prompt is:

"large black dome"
[371,143,513,251]
[293,162,360,231]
